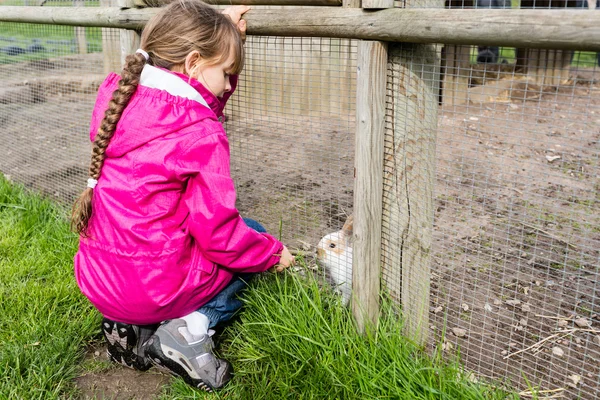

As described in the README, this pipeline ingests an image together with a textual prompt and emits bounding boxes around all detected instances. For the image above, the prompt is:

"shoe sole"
[145,335,215,392]
[102,319,152,371]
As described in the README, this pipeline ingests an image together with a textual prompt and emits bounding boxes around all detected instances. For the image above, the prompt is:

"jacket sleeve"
[178,127,284,273]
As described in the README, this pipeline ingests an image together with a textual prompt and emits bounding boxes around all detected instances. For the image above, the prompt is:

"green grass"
[0,175,99,399]
[469,46,598,68]
[163,266,520,399]
[0,175,522,399]
[0,22,103,65]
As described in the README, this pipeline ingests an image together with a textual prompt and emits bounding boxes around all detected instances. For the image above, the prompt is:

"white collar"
[139,64,210,109]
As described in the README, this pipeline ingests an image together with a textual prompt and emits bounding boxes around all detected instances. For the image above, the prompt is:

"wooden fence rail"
[1,7,600,50]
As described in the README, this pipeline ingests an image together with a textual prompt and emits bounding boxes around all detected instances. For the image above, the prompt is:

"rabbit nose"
[317,248,325,258]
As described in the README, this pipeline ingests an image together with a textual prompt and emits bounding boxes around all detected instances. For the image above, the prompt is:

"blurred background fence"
[1,0,600,398]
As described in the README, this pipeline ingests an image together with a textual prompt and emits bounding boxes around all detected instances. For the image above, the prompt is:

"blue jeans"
[197,218,266,329]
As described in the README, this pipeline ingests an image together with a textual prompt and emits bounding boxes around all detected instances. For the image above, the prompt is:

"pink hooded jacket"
[74,66,284,325]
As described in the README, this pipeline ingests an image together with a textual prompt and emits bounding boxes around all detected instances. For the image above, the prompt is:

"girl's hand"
[273,246,295,273]
[222,6,250,43]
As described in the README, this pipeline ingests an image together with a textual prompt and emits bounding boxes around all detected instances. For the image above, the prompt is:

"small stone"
[452,327,467,338]
[522,304,531,312]
[433,306,443,314]
[469,117,479,121]
[557,319,569,328]
[520,318,528,326]
[552,346,564,357]
[505,299,521,306]
[501,350,508,356]
[594,336,600,346]
[574,318,591,328]
[509,342,517,348]
[94,351,100,357]
[461,303,469,312]
[493,299,502,306]
[575,337,582,345]
[484,303,493,312]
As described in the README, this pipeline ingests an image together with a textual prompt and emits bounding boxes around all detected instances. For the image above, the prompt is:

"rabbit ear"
[341,214,353,238]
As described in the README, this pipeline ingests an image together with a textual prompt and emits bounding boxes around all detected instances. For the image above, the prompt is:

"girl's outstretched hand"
[222,5,250,43]
[273,246,295,273]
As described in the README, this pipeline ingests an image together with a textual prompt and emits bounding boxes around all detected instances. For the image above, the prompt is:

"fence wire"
[430,42,600,399]
[2,3,600,399]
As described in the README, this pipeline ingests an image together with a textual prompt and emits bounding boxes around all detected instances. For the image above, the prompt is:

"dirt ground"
[1,53,599,399]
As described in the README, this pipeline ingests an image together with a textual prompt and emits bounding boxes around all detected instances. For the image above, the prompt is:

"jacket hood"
[89,66,237,158]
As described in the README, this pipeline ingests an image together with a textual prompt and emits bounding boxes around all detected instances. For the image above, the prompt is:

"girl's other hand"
[222,5,250,42]
[273,246,295,273]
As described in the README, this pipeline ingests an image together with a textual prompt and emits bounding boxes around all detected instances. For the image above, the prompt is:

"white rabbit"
[316,215,353,306]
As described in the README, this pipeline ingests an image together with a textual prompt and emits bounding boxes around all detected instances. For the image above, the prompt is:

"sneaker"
[101,317,156,371]
[144,319,232,392]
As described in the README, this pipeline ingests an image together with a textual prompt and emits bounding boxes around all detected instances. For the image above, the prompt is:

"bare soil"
[1,53,599,399]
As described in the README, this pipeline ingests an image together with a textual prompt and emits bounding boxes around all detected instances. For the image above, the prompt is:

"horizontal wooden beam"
[1,7,599,50]
[133,0,342,5]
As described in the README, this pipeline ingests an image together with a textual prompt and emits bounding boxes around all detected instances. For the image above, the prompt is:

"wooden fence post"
[74,0,87,54]
[100,0,140,74]
[352,40,387,334]
[119,0,141,66]
[383,42,438,346]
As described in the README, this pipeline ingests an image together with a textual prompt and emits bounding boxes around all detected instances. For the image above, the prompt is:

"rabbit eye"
[329,243,336,249]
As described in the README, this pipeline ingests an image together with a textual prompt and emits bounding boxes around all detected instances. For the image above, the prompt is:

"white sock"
[179,311,210,344]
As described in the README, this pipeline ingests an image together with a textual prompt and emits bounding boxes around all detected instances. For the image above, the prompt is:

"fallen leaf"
[574,318,591,328]
[505,299,521,306]
[484,303,493,312]
[521,304,531,312]
[569,374,581,386]
[461,303,469,312]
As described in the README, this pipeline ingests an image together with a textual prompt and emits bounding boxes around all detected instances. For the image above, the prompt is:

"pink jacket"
[74,66,284,325]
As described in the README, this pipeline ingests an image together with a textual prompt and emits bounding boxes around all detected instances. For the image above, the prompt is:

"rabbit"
[316,215,353,306]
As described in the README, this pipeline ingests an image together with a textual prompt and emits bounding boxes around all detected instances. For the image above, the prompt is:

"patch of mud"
[75,344,170,400]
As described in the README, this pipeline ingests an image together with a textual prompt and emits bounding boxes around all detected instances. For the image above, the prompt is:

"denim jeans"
[197,218,266,329]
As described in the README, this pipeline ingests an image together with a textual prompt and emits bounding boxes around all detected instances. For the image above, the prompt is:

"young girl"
[71,0,294,391]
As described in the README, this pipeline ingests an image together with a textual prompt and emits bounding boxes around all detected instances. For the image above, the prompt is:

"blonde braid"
[71,53,146,236]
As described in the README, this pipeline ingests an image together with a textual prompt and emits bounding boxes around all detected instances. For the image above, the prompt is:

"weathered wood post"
[351,0,391,334]
[381,0,441,345]
[440,0,473,106]
[74,0,87,54]
[100,0,141,74]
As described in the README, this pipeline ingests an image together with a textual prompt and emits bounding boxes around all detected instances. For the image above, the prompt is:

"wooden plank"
[352,40,387,333]
[384,43,438,345]
[3,7,600,51]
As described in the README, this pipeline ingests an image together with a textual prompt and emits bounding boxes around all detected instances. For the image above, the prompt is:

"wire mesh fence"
[1,2,600,398]
[430,42,600,398]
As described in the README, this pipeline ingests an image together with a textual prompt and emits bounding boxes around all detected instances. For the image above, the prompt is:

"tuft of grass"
[0,175,99,400]
[164,260,519,400]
